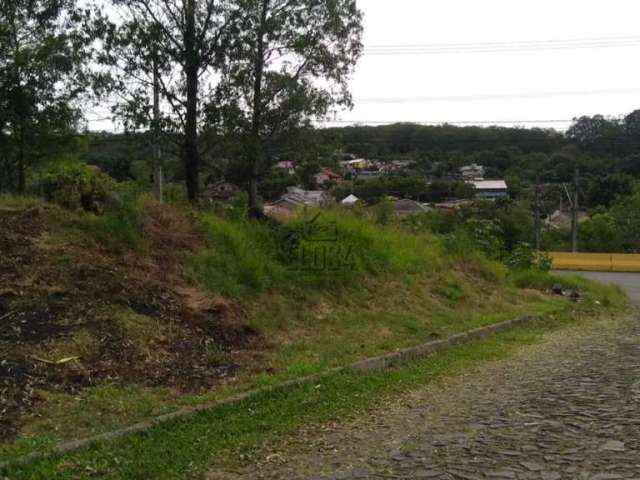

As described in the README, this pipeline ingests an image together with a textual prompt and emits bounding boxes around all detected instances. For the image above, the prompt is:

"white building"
[459,163,485,180]
[275,161,296,175]
[470,180,508,199]
[341,194,360,206]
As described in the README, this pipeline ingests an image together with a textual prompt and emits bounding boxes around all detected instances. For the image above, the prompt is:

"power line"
[364,36,640,56]
[366,36,640,49]
[316,119,573,125]
[355,88,640,105]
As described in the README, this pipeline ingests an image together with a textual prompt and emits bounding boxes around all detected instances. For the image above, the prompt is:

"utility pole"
[152,56,163,203]
[571,164,579,253]
[533,173,541,252]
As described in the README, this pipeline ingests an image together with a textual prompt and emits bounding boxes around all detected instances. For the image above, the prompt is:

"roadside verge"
[2,314,540,471]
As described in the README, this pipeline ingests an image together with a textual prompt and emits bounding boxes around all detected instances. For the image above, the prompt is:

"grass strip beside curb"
[1,314,540,472]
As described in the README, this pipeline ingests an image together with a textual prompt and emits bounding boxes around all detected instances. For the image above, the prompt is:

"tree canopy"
[211,0,363,212]
[0,0,93,192]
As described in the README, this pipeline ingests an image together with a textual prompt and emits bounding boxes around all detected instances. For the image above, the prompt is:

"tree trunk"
[152,57,163,203]
[183,0,200,203]
[17,127,26,194]
[248,0,269,216]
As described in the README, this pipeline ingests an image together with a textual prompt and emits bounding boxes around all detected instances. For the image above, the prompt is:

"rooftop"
[470,180,508,190]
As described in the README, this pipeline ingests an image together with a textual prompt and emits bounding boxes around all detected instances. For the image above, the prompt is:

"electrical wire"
[364,36,640,56]
[354,88,640,105]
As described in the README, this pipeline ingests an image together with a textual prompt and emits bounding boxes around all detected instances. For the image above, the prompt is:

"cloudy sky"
[88,0,640,132]
[330,0,640,130]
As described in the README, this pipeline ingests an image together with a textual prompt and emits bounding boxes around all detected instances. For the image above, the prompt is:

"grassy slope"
[0,194,629,467]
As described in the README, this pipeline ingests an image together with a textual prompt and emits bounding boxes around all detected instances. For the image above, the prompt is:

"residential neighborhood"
[257,157,511,218]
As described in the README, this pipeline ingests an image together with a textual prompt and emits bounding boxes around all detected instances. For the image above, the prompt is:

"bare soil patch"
[0,205,262,442]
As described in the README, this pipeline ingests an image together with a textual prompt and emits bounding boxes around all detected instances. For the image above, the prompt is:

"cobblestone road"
[212,310,640,480]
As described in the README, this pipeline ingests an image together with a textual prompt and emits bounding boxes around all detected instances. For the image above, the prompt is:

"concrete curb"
[2,315,540,470]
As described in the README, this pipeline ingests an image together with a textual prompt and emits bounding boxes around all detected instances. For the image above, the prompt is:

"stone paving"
[213,314,640,480]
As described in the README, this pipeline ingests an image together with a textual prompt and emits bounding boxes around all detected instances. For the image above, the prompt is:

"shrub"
[373,196,394,225]
[42,162,115,211]
[506,242,536,270]
[536,252,553,272]
[462,218,505,260]
[80,191,144,251]
[506,243,553,272]
[400,210,461,235]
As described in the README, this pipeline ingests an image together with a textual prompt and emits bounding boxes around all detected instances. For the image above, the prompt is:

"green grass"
[186,213,288,296]
[186,208,446,297]
[78,192,145,251]
[1,194,630,473]
[9,385,183,455]
[0,193,43,209]
[1,310,595,480]
[510,269,628,308]
[4,248,616,460]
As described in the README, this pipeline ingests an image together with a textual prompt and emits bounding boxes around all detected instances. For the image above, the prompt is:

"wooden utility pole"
[571,165,579,253]
[152,57,163,203]
[533,173,541,252]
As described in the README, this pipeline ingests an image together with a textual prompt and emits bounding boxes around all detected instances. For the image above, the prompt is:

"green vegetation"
[77,191,145,251]
[2,306,622,479]
[41,161,116,211]
[2,0,638,476]
[0,191,629,469]
[187,208,443,297]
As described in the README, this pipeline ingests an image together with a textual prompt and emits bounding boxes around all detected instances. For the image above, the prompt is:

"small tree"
[212,0,363,215]
[0,0,91,193]
[97,0,229,202]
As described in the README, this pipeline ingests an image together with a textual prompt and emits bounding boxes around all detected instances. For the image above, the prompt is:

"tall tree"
[98,0,228,202]
[0,0,90,193]
[212,0,363,214]
[566,115,622,153]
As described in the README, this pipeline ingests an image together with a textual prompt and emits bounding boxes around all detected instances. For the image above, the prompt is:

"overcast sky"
[330,0,640,130]
[89,0,640,132]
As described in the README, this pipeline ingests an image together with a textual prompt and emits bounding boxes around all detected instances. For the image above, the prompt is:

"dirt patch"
[0,205,262,442]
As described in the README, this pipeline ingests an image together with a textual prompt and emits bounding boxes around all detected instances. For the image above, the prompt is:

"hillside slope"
[0,194,627,458]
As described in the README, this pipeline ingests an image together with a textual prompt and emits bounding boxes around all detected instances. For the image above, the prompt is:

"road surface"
[210,274,640,480]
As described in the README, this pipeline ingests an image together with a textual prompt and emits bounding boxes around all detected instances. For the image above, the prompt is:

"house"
[470,180,508,199]
[459,163,485,180]
[393,198,430,215]
[314,168,342,187]
[385,160,415,173]
[265,187,328,210]
[339,158,368,171]
[340,194,360,206]
[283,186,327,205]
[264,186,329,218]
[202,181,240,202]
[275,161,296,175]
